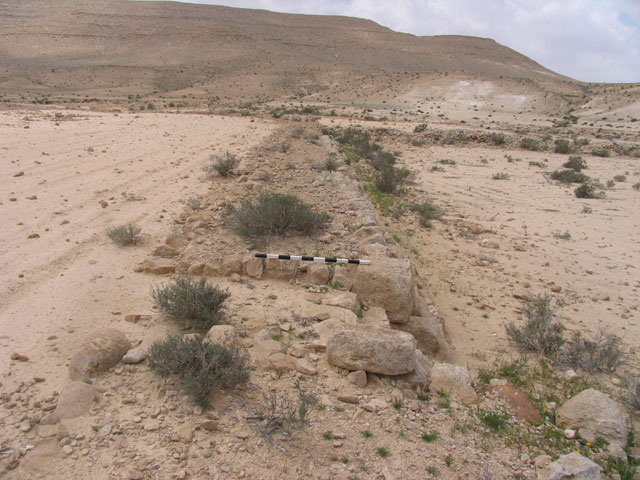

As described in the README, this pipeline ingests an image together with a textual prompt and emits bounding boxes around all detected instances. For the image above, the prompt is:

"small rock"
[122,347,147,364]
[337,395,359,404]
[539,452,602,480]
[62,445,73,455]
[489,379,508,386]
[27,233,40,239]
[201,420,219,431]
[347,370,367,388]
[578,428,596,444]
[10,352,29,362]
[564,369,578,380]
[13,171,24,177]
[564,429,576,439]
[296,358,317,375]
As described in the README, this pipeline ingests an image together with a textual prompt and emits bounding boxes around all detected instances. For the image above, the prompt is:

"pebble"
[62,445,73,455]
[10,352,29,362]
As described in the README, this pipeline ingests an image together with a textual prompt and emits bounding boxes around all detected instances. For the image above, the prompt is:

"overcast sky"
[172,0,640,83]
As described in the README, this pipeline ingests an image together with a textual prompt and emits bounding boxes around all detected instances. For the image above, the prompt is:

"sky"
[170,0,640,83]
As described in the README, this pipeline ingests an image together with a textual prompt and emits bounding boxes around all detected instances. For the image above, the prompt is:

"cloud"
[176,0,640,82]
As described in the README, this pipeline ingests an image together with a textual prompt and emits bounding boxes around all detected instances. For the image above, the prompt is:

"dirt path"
[0,110,274,393]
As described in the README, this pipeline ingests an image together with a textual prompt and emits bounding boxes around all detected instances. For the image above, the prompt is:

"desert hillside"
[1,2,640,480]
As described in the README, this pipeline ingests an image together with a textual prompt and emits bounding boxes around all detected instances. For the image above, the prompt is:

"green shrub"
[529,161,546,168]
[520,137,542,151]
[478,408,509,431]
[204,152,239,177]
[554,139,572,154]
[492,172,510,180]
[152,276,230,330]
[368,150,396,170]
[563,156,587,171]
[227,192,330,238]
[550,169,590,183]
[413,123,428,133]
[374,165,412,194]
[613,174,627,182]
[439,159,456,165]
[148,335,249,407]
[489,132,507,145]
[591,149,611,158]
[106,223,142,246]
[410,201,443,227]
[633,182,640,190]
[506,295,565,355]
[575,182,604,199]
[562,330,624,373]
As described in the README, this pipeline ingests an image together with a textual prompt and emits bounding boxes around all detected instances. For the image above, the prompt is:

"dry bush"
[374,164,412,194]
[204,151,239,177]
[520,137,543,151]
[575,182,605,199]
[506,295,565,355]
[152,277,230,330]
[227,192,330,238]
[550,169,590,184]
[410,201,443,227]
[562,330,624,373]
[148,335,249,407]
[563,156,588,171]
[106,223,142,246]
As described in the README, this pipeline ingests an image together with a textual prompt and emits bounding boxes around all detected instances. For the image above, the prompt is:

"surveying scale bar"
[255,253,371,265]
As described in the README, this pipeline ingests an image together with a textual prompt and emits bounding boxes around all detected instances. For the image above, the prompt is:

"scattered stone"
[69,328,131,381]
[27,233,40,239]
[141,258,176,274]
[62,445,73,455]
[10,352,29,362]
[165,233,189,249]
[489,384,541,423]
[352,257,414,324]
[513,290,532,301]
[327,326,416,375]
[124,314,151,323]
[429,362,478,404]
[534,455,553,469]
[152,244,179,258]
[205,325,240,348]
[557,389,628,447]
[122,347,147,364]
[347,370,367,388]
[538,452,603,480]
[251,340,296,371]
[56,382,98,420]
[337,395,359,404]
[564,429,576,439]
[296,358,317,375]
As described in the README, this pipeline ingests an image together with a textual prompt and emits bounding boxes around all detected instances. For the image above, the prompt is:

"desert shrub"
[575,182,604,199]
[489,132,507,145]
[613,174,627,182]
[554,139,572,154]
[529,161,546,168]
[562,330,624,373]
[627,378,640,411]
[492,172,510,180]
[106,223,142,246]
[410,201,443,227]
[413,123,428,133]
[152,276,230,330]
[478,408,509,432]
[374,164,412,194]
[227,192,330,238]
[368,150,396,170]
[563,156,587,171]
[324,154,338,172]
[633,182,640,190]
[249,381,317,437]
[520,137,542,151]
[439,159,456,165]
[148,335,249,407]
[506,295,565,355]
[550,169,590,184]
[204,152,239,177]
[591,148,611,158]
[291,126,305,138]
[187,196,202,210]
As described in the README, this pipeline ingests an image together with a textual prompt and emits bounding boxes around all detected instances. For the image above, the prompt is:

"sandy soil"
[0,110,274,394]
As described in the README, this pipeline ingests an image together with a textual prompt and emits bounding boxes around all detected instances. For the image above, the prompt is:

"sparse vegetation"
[377,447,390,458]
[562,330,624,373]
[520,137,542,151]
[152,276,230,330]
[633,182,640,190]
[591,148,611,158]
[613,174,627,182]
[478,408,509,432]
[374,164,412,194]
[575,182,604,199]
[409,201,443,227]
[204,151,239,177]
[226,192,330,239]
[492,172,510,180]
[148,335,249,407]
[554,139,572,154]
[106,223,142,246]
[421,432,439,443]
[529,161,545,168]
[324,154,338,171]
[550,169,590,184]
[563,156,587,171]
[506,295,565,356]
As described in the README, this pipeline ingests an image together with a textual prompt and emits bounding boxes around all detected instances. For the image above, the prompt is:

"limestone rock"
[358,243,389,258]
[353,257,414,324]
[312,318,356,343]
[306,263,332,285]
[56,382,99,420]
[392,315,449,358]
[326,326,416,375]
[320,291,360,314]
[361,306,389,328]
[489,384,541,424]
[263,258,299,281]
[152,245,179,258]
[141,258,176,274]
[69,329,131,381]
[397,349,431,387]
[251,340,295,371]
[429,362,478,404]
[221,254,243,276]
[347,370,367,387]
[538,452,603,480]
[166,233,188,249]
[244,257,264,279]
[204,325,240,348]
[296,358,317,375]
[332,265,356,291]
[557,389,627,446]
[122,347,147,364]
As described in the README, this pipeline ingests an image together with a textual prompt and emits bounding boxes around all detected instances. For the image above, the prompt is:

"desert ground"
[1,2,640,479]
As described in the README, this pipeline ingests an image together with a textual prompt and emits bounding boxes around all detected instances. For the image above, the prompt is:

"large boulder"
[429,362,478,404]
[352,257,414,324]
[262,258,299,281]
[538,452,603,480]
[391,315,449,358]
[56,382,99,420]
[556,389,627,446]
[69,329,131,381]
[331,265,356,291]
[306,263,332,285]
[397,349,431,387]
[326,326,416,375]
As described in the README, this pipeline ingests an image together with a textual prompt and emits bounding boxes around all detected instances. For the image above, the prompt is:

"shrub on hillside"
[204,152,239,177]
[148,335,249,407]
[575,182,604,199]
[506,295,565,355]
[227,192,330,238]
[520,137,543,151]
[106,223,142,246]
[409,201,443,228]
[591,148,611,158]
[152,276,230,330]
[550,169,590,184]
[563,156,587,171]
[554,139,572,154]
[562,330,624,373]
[374,165,412,194]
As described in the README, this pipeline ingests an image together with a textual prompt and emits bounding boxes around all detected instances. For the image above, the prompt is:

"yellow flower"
[586,442,591,446]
